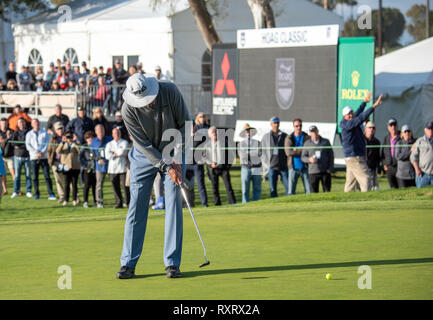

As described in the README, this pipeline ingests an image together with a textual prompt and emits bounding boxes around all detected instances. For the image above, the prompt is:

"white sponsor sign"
[237,24,339,49]
[213,97,237,115]
[234,120,337,145]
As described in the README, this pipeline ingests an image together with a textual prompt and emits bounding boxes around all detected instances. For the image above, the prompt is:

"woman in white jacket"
[105,127,130,208]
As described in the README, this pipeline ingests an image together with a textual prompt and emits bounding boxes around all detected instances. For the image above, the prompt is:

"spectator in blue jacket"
[16,65,33,91]
[90,124,113,208]
[65,106,94,144]
[340,92,383,192]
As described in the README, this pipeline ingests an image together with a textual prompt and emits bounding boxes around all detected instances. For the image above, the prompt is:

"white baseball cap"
[342,106,353,116]
[122,73,159,108]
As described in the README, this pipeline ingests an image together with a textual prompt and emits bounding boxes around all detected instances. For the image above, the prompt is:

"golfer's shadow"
[134,257,433,279]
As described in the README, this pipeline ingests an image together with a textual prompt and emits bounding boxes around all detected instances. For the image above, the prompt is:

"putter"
[180,183,210,268]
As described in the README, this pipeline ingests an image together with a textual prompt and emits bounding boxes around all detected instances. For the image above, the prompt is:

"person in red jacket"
[57,66,69,90]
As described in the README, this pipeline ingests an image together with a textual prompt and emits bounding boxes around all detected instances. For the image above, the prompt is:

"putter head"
[199,260,210,268]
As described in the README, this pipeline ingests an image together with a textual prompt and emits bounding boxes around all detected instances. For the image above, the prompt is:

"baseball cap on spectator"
[53,122,64,130]
[77,106,84,111]
[388,118,397,126]
[115,59,121,64]
[81,61,87,66]
[155,65,161,71]
[342,106,353,116]
[401,124,411,132]
[425,121,433,129]
[309,125,318,132]
[78,78,85,83]
[115,111,122,117]
[270,117,280,123]
[49,62,55,67]
[366,121,375,128]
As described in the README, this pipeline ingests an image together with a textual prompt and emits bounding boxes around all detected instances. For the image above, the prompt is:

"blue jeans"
[193,164,208,206]
[13,156,32,194]
[268,168,288,197]
[120,147,185,269]
[241,167,262,203]
[111,87,120,115]
[30,159,54,197]
[415,172,433,188]
[288,167,311,195]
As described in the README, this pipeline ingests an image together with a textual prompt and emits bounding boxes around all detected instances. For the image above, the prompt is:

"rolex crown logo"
[351,71,360,88]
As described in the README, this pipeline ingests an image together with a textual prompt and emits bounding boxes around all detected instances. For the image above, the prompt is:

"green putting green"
[0,170,432,299]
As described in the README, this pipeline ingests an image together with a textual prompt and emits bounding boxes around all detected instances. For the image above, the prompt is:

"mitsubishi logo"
[214,52,237,96]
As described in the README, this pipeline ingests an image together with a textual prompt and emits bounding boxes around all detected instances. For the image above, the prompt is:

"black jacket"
[192,123,210,165]
[111,68,128,85]
[11,129,30,157]
[46,114,70,132]
[0,129,15,158]
[79,142,95,173]
[112,120,130,142]
[365,136,381,170]
[381,133,401,167]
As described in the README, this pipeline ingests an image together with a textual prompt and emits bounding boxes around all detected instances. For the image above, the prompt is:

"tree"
[343,7,405,54]
[308,0,357,11]
[150,0,222,51]
[406,4,433,42]
[50,0,71,6]
[247,0,276,29]
[187,0,221,51]
[0,0,49,22]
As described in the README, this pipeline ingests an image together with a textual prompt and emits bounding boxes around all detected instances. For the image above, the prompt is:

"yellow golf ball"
[326,273,332,280]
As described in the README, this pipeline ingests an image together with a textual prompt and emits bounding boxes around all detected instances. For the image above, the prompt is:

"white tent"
[374,37,433,140]
[12,0,343,85]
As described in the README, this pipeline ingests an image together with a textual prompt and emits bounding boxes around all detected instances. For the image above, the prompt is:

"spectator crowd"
[0,60,168,117]
[0,103,132,209]
[1,60,433,210]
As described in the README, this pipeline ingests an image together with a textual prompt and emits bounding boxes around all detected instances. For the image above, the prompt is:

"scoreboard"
[236,25,339,123]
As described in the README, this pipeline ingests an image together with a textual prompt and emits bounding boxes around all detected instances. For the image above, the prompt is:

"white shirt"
[105,138,129,174]
[25,129,51,160]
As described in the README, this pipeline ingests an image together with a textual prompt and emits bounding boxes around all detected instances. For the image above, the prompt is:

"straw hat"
[240,123,257,138]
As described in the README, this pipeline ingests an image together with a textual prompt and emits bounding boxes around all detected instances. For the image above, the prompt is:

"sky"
[335,0,428,45]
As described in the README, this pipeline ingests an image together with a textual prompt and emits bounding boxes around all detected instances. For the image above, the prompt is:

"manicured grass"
[0,168,432,299]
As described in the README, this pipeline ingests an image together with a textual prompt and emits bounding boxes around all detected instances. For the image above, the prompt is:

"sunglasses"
[403,130,411,133]
[294,125,302,128]
[388,123,397,127]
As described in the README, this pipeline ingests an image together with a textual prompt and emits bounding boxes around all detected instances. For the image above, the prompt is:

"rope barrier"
[3,140,418,151]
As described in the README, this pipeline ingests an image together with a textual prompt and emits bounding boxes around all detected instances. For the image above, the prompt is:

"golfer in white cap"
[116,73,191,279]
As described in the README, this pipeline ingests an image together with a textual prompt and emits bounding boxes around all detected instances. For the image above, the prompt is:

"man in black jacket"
[10,118,32,198]
[65,106,95,144]
[0,118,15,194]
[111,59,129,116]
[364,121,381,190]
[205,126,236,205]
[262,117,288,197]
[46,104,70,135]
[192,112,209,207]
[381,118,401,189]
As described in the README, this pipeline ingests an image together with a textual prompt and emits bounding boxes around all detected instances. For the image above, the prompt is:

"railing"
[0,91,77,118]
[176,84,212,117]
[0,83,211,119]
